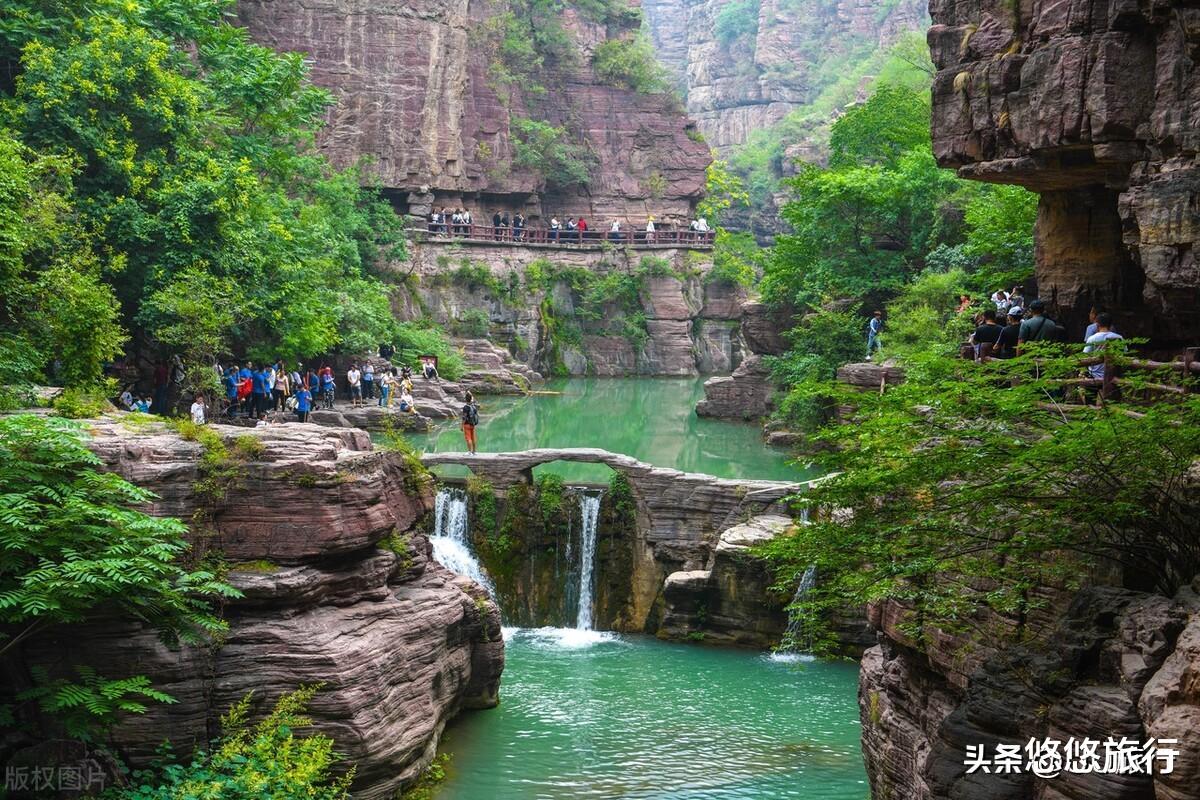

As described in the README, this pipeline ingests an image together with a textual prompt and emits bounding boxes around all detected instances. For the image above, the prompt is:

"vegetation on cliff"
[0,415,237,735]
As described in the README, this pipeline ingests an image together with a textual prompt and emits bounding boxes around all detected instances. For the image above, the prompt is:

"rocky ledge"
[861,579,1200,800]
[12,418,504,800]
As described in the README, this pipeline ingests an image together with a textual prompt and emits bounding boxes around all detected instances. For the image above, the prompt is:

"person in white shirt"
[398,390,416,413]
[1083,312,1123,382]
[645,216,655,243]
[190,394,207,425]
[991,289,1010,313]
[119,387,135,411]
[347,364,363,407]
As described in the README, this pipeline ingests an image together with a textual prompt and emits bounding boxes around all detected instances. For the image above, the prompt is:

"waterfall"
[430,487,496,597]
[779,565,818,655]
[574,492,602,631]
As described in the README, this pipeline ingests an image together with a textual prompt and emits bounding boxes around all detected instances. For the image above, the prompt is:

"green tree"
[760,348,1200,653]
[1,0,409,383]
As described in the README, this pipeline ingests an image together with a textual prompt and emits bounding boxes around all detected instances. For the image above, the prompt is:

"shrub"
[392,321,466,381]
[591,37,668,94]
[452,308,491,338]
[714,0,760,45]
[50,383,115,419]
[511,118,594,188]
[117,686,352,799]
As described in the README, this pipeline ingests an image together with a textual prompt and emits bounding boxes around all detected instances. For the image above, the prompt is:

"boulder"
[9,417,505,800]
[695,354,774,419]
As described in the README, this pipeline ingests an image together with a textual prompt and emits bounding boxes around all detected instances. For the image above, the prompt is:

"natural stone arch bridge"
[422,448,815,627]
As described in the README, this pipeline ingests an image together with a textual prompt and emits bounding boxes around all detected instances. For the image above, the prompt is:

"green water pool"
[435,629,867,800]
[411,377,813,483]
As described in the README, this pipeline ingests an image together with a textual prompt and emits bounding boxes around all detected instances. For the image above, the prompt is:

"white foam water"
[430,487,496,597]
[517,626,622,650]
[574,492,602,631]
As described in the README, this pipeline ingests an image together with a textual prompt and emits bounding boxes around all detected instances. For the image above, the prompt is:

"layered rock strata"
[644,0,928,150]
[860,580,1200,800]
[929,0,1200,342]
[11,418,504,800]
[237,0,710,225]
[695,301,794,419]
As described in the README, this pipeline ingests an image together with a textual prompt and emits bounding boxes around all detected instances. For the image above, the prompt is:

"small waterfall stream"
[430,487,496,598]
[776,564,818,658]
[574,492,602,631]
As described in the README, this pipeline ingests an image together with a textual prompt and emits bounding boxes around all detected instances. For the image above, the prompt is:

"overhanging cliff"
[929,0,1200,343]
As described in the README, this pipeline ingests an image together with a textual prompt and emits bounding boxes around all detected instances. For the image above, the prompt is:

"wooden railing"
[414,222,717,248]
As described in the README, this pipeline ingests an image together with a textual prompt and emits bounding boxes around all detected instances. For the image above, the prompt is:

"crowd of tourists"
[865,286,1125,385]
[426,207,713,244]
[118,349,484,454]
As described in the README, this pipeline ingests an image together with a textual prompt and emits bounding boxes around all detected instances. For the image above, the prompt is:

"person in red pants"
[461,391,479,454]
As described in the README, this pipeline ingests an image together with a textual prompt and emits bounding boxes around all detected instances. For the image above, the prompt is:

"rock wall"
[236,0,710,226]
[929,0,1200,343]
[860,580,1200,800]
[644,0,928,150]
[10,419,504,800]
[395,240,750,376]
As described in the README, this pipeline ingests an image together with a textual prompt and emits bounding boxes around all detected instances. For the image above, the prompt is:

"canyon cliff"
[7,419,504,800]
[644,0,928,150]
[237,0,710,227]
[929,0,1200,343]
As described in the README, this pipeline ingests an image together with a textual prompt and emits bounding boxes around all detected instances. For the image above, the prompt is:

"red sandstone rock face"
[236,0,710,226]
[16,419,503,800]
[929,0,1200,341]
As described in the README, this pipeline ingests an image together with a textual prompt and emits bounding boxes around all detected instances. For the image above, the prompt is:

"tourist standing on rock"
[461,391,479,454]
[152,360,169,414]
[251,364,268,418]
[190,393,207,425]
[319,364,335,410]
[866,311,884,360]
[995,308,1023,359]
[223,366,239,417]
[294,381,312,423]
[378,369,391,407]
[347,363,363,407]
[272,366,290,411]
[362,362,374,400]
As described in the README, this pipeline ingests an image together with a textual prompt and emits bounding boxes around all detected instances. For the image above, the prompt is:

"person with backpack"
[866,311,884,360]
[294,382,312,423]
[1017,299,1066,352]
[461,391,479,454]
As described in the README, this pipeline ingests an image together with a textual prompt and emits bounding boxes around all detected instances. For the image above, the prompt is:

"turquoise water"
[412,377,811,483]
[436,629,867,800]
